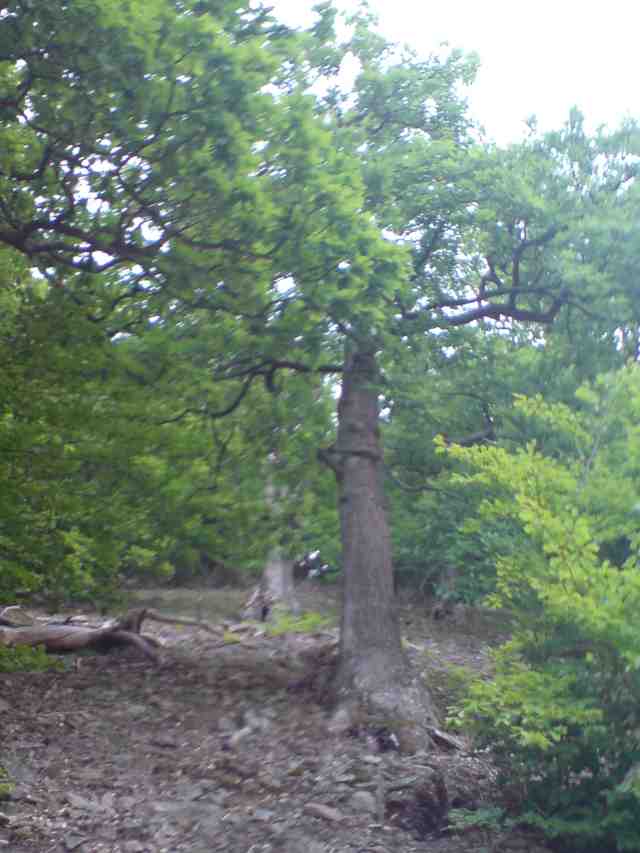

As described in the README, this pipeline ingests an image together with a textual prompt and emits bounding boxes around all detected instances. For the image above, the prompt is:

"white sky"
[272,0,640,143]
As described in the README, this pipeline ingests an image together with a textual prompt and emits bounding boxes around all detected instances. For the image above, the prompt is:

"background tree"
[382,111,640,605]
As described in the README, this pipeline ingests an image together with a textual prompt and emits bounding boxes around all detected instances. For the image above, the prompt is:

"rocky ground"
[0,585,551,853]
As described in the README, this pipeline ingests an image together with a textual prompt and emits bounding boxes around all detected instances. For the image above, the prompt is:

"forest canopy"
[4,0,638,601]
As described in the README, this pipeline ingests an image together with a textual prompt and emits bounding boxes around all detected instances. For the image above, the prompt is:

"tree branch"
[433,290,568,328]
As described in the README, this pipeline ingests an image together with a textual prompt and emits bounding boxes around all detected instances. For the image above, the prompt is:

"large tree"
[4,0,640,741]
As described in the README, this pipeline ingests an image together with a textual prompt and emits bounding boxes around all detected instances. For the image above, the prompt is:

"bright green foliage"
[448,366,640,851]
[0,0,359,601]
[0,274,339,601]
[0,263,126,603]
[0,644,63,673]
[266,610,330,635]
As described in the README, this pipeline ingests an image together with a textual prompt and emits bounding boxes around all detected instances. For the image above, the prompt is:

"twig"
[142,609,223,636]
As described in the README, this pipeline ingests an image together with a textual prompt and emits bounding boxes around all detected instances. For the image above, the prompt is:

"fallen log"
[0,608,161,663]
[0,606,224,662]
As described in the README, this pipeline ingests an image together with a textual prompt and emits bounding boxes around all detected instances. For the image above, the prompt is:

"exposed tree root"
[328,656,440,754]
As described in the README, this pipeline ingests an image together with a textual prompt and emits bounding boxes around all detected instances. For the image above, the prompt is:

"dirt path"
[0,589,548,853]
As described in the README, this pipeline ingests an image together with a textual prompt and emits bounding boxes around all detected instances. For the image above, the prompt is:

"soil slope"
[0,586,550,853]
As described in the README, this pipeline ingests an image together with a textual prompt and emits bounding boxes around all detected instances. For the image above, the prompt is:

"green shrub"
[0,643,63,673]
[447,368,640,852]
[447,805,507,834]
[454,641,640,851]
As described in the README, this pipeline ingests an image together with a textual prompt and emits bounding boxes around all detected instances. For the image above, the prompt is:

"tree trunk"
[328,344,437,746]
[263,478,300,615]
[263,546,300,615]
[242,477,300,621]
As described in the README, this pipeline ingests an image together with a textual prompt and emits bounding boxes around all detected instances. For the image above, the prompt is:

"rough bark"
[263,546,300,615]
[326,345,438,746]
[242,549,300,621]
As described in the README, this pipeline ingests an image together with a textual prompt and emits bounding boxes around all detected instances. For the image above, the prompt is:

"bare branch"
[434,291,567,328]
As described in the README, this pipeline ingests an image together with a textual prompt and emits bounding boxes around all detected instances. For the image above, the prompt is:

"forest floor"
[0,583,552,853]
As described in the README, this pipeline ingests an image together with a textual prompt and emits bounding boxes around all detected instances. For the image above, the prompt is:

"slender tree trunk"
[328,344,437,745]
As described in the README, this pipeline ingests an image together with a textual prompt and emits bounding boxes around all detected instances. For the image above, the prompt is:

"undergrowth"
[0,644,63,673]
[446,374,640,852]
[266,610,331,636]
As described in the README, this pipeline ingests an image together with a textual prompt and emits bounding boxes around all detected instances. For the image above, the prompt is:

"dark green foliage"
[383,110,640,605]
